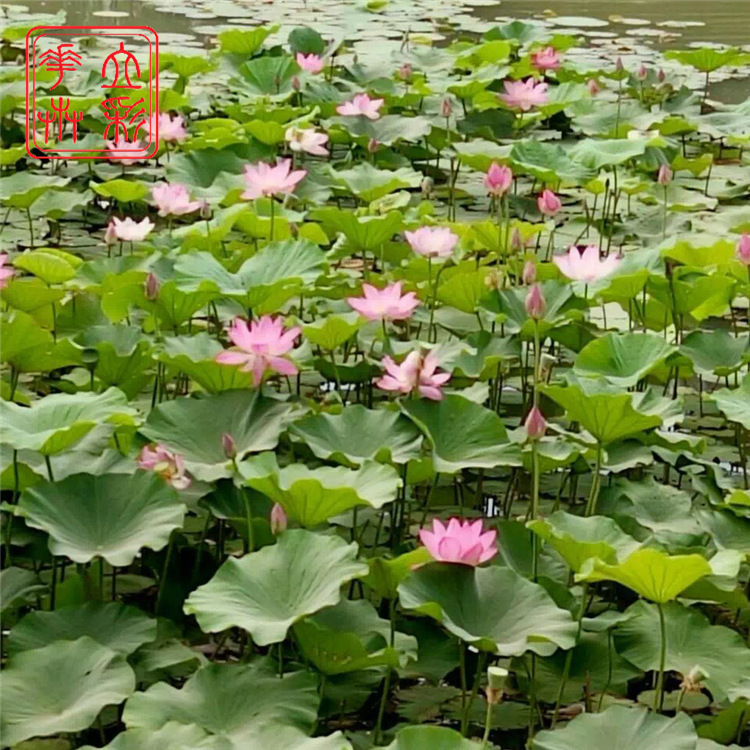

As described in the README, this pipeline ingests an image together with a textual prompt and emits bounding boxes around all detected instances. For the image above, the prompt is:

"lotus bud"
[420,176,434,197]
[657,68,666,83]
[522,260,537,285]
[367,138,379,153]
[398,63,412,81]
[524,405,547,440]
[199,200,212,220]
[587,78,601,95]
[615,56,624,73]
[292,75,301,91]
[537,189,562,217]
[270,502,288,534]
[104,221,117,245]
[510,227,523,252]
[484,269,502,291]
[222,432,237,460]
[736,234,750,265]
[637,64,648,81]
[441,98,453,118]
[524,283,546,320]
[657,164,673,186]
[144,272,160,301]
[486,666,509,705]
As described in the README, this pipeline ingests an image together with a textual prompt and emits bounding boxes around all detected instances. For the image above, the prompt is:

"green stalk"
[481,696,493,748]
[654,603,667,712]
[154,531,176,615]
[584,444,603,517]
[461,651,486,735]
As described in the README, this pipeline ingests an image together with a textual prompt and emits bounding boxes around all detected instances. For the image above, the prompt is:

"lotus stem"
[461,650,486,735]
[374,667,392,745]
[584,444,603,516]
[654,602,667,712]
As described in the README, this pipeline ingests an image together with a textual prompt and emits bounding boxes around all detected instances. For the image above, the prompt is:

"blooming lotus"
[151,183,202,217]
[105,138,149,163]
[376,350,450,401]
[499,78,548,111]
[347,282,420,321]
[537,189,562,217]
[736,234,750,265]
[156,112,188,143]
[553,245,621,283]
[0,254,14,288]
[215,316,301,386]
[336,93,384,120]
[137,444,191,490]
[242,159,307,200]
[532,46,561,71]
[285,127,329,156]
[419,518,497,566]
[111,217,154,242]
[296,52,325,74]
[484,163,513,197]
[405,226,459,259]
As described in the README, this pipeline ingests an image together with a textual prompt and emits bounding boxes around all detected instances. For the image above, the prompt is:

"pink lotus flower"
[105,137,149,163]
[376,350,450,401]
[104,222,118,245]
[215,315,301,387]
[587,78,601,95]
[525,284,546,319]
[241,159,307,200]
[137,444,191,490]
[637,64,648,81]
[419,518,497,566]
[336,93,384,120]
[285,127,329,156]
[111,217,154,242]
[532,47,561,71]
[553,245,621,283]
[522,261,537,285]
[296,53,325,74]
[156,113,188,143]
[657,165,673,186]
[347,281,420,321]
[151,183,202,217]
[524,406,547,440]
[537,189,562,217]
[405,226,459,259]
[736,234,750,265]
[270,503,288,534]
[484,163,513,197]
[499,78,548,111]
[0,254,15,288]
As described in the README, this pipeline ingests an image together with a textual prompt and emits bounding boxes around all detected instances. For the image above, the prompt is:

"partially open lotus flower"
[484,163,513,197]
[242,159,307,200]
[404,226,459,259]
[215,316,301,386]
[336,93,384,120]
[137,444,191,490]
[296,52,325,73]
[419,518,498,566]
[376,350,450,400]
[537,189,562,217]
[499,78,549,111]
[111,217,154,242]
[0,254,15,288]
[151,183,202,217]
[347,282,420,321]
[532,46,561,71]
[553,245,621,283]
[736,234,750,265]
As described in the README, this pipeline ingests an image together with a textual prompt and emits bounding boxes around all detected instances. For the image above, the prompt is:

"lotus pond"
[1,3,750,750]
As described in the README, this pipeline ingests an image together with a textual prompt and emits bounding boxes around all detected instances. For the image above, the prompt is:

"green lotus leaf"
[313,207,403,253]
[17,472,186,566]
[333,115,431,146]
[436,267,490,314]
[615,600,750,702]
[679,330,749,377]
[238,55,298,98]
[712,375,750,426]
[665,47,746,72]
[528,511,639,573]
[302,312,363,350]
[290,405,422,467]
[0,567,45,613]
[141,390,295,482]
[159,334,254,392]
[696,508,750,554]
[532,705,697,750]
[398,563,577,657]
[542,377,681,445]
[218,25,276,56]
[2,276,65,314]
[573,332,677,388]
[331,163,422,203]
[362,547,434,600]
[0,310,81,373]
[123,658,324,748]
[385,725,479,750]
[509,141,595,185]
[13,249,78,285]
[78,723,232,750]
[91,179,150,204]
[238,452,400,526]
[0,388,136,456]
[184,529,367,645]
[294,599,418,674]
[0,636,136,746]
[8,601,156,656]
[576,548,712,603]
[400,394,520,473]
[569,137,648,169]
[0,172,71,209]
